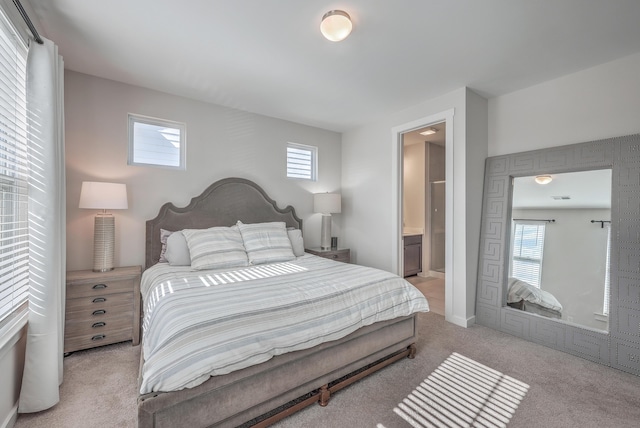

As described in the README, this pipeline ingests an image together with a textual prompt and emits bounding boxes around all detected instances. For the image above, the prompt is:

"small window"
[128,114,186,169]
[510,222,546,288]
[287,142,317,181]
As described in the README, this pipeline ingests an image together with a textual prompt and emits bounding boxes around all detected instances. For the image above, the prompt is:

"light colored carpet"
[15,312,640,428]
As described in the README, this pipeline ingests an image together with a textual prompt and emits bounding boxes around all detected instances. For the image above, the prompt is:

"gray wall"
[65,71,343,271]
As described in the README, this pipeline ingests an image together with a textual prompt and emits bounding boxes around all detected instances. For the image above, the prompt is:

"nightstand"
[305,247,350,263]
[64,265,141,354]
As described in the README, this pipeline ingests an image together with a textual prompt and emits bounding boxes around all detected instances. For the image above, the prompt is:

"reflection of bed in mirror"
[506,277,562,319]
[476,133,640,377]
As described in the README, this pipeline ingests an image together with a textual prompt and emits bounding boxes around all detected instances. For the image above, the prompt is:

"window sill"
[594,312,609,322]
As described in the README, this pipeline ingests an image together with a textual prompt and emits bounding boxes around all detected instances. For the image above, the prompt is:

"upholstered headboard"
[145,177,302,269]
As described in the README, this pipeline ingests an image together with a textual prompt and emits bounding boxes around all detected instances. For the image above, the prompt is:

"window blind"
[0,9,29,324]
[603,224,611,315]
[287,142,317,181]
[511,222,545,288]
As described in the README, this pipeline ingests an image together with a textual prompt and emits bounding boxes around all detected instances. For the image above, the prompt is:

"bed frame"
[138,177,418,428]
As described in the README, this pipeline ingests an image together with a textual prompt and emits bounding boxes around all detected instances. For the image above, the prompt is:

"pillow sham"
[287,229,305,257]
[165,231,191,266]
[237,221,295,265]
[182,227,249,270]
[158,229,173,263]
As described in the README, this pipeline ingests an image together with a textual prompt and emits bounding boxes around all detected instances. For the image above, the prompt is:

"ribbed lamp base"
[93,214,115,272]
[320,214,332,250]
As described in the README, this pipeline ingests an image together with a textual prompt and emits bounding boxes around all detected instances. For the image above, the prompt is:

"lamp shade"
[314,193,341,214]
[79,182,128,210]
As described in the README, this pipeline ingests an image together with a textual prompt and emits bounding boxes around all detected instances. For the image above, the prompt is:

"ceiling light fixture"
[534,175,553,185]
[320,10,352,42]
[419,128,438,136]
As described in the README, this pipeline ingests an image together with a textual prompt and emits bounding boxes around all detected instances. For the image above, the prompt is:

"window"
[510,222,546,288]
[128,114,186,169]
[603,224,611,316]
[0,8,29,324]
[286,142,317,181]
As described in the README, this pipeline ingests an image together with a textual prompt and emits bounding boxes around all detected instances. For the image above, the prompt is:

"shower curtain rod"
[12,0,43,44]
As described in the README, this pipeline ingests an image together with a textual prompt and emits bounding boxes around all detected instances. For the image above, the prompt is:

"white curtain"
[18,37,66,413]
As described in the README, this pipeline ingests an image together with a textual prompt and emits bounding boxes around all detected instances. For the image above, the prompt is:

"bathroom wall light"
[320,10,352,42]
[534,175,553,185]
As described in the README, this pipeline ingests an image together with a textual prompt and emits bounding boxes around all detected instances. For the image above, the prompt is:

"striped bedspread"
[139,254,429,394]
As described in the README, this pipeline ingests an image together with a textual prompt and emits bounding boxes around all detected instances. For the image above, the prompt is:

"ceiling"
[25,0,640,132]
[512,169,612,209]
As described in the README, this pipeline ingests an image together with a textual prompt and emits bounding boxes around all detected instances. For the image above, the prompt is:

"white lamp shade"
[320,10,352,42]
[79,182,128,210]
[314,193,341,214]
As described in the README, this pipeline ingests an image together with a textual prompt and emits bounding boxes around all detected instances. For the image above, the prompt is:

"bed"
[137,177,429,428]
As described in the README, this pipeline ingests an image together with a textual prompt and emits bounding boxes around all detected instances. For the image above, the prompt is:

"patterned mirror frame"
[476,134,640,376]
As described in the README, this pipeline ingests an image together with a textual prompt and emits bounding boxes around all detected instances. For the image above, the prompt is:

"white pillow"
[182,227,249,270]
[237,221,295,265]
[165,231,191,266]
[287,229,305,257]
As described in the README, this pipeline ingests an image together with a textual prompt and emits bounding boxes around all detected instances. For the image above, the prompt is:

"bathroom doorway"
[402,122,446,314]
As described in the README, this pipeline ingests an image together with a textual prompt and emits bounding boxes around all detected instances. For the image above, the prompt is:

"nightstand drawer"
[65,311,133,337]
[66,278,135,299]
[65,291,133,312]
[63,327,134,353]
[325,252,349,263]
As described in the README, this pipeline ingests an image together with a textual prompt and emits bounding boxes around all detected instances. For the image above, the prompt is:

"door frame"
[391,109,455,321]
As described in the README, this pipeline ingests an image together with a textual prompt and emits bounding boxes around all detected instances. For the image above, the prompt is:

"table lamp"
[79,181,128,272]
[314,193,341,250]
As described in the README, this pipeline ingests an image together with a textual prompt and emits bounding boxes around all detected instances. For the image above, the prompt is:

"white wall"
[402,142,425,230]
[489,52,640,156]
[342,87,488,327]
[65,71,342,271]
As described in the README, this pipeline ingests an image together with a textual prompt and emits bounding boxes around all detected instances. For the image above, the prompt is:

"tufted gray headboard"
[145,177,302,269]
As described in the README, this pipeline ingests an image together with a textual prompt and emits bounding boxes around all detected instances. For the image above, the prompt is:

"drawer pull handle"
[92,309,107,316]
[92,322,106,328]
[91,334,106,341]
[92,297,107,303]
[92,283,107,289]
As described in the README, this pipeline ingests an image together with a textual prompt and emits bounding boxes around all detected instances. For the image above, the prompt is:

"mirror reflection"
[507,169,612,331]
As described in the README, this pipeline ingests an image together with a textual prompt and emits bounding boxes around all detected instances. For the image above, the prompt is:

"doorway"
[402,123,446,315]
[391,109,454,322]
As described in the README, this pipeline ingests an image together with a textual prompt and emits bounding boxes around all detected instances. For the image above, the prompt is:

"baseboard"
[1,404,18,428]
[446,314,476,328]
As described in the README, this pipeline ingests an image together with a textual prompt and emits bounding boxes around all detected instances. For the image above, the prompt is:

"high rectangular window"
[128,114,186,169]
[0,8,29,324]
[286,142,317,181]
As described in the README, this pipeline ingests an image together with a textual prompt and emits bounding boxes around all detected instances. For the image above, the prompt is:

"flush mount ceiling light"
[534,175,553,185]
[419,128,438,136]
[320,10,352,42]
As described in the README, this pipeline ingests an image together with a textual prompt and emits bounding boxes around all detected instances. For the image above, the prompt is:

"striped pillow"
[237,221,295,265]
[182,227,249,270]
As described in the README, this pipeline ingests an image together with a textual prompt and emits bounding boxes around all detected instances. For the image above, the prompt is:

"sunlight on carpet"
[378,352,529,428]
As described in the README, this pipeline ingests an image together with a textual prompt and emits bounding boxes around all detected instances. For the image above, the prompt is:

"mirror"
[507,170,611,331]
[475,134,640,377]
